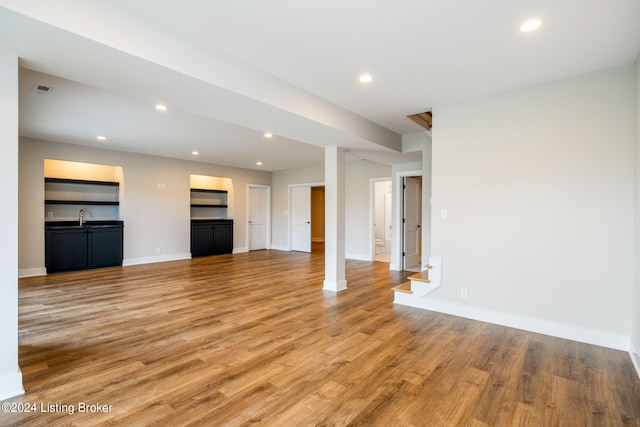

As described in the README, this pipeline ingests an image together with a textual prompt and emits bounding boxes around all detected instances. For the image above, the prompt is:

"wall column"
[421,133,433,266]
[0,52,23,400]
[323,146,347,292]
[631,52,640,369]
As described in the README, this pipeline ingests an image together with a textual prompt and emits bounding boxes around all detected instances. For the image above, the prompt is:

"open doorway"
[403,176,422,272]
[311,186,325,252]
[290,183,325,253]
[373,179,392,263]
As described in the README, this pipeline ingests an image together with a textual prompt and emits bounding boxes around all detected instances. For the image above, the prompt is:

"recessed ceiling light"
[359,74,373,84]
[192,151,199,156]
[96,135,107,141]
[155,104,168,111]
[256,162,263,166]
[264,133,273,138]
[520,18,543,32]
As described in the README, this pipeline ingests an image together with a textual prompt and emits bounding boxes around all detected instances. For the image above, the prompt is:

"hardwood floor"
[3,249,640,426]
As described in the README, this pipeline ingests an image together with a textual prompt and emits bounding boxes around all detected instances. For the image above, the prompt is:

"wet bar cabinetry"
[191,219,233,257]
[45,221,124,273]
[190,188,233,257]
[44,178,123,273]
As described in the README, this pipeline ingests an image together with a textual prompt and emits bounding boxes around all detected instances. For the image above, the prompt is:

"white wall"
[19,138,271,273]
[431,65,635,348]
[0,53,23,400]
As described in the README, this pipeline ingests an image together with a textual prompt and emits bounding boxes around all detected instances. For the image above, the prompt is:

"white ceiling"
[2,0,640,171]
[19,68,328,171]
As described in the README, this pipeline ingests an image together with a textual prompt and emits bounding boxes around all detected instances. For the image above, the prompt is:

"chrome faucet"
[79,209,84,226]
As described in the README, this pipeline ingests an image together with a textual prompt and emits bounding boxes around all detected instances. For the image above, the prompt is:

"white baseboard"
[0,370,23,402]
[631,337,640,380]
[346,252,372,262]
[30,251,233,270]
[123,253,191,266]
[233,247,248,254]
[395,296,629,351]
[264,247,372,262]
[323,279,347,292]
[18,267,46,278]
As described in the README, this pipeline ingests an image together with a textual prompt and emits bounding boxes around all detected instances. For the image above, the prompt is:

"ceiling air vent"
[32,83,54,95]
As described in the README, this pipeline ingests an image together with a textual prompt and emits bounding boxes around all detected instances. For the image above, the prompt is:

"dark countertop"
[191,219,233,224]
[45,220,124,229]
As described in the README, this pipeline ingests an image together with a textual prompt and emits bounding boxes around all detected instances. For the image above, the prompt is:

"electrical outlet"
[47,211,53,218]
[460,288,468,299]
[156,247,161,254]
[440,208,448,219]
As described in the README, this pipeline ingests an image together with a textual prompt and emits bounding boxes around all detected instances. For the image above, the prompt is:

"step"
[393,257,442,304]
[408,271,431,283]
[392,282,413,294]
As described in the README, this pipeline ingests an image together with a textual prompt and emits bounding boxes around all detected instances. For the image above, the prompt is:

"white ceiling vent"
[32,83,54,95]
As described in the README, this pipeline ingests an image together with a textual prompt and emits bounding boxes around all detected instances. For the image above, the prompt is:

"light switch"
[440,208,448,219]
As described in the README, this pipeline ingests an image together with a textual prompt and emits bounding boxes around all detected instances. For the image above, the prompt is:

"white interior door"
[248,186,268,250]
[291,186,311,252]
[403,177,421,268]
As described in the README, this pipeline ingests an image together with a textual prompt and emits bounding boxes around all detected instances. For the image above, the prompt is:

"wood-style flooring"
[3,248,640,426]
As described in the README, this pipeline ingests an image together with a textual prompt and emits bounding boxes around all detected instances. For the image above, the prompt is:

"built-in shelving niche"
[190,174,233,220]
[44,159,124,222]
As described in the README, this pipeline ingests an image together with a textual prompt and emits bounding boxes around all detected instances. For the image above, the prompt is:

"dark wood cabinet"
[45,222,123,273]
[88,226,124,268]
[45,227,88,273]
[191,220,233,257]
